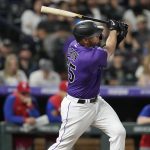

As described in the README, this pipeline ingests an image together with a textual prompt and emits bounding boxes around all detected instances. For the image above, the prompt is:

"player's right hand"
[107,20,119,31]
[25,117,36,125]
[116,22,128,46]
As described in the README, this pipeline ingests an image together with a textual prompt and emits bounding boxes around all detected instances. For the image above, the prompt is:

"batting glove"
[107,20,119,31]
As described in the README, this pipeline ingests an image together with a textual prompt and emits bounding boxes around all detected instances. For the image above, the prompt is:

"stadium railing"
[0,122,150,150]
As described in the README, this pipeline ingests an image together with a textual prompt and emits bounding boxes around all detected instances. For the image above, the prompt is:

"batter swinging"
[48,20,128,150]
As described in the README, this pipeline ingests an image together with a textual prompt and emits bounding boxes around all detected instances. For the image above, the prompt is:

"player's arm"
[104,20,118,57]
[105,20,128,57]
[105,30,117,57]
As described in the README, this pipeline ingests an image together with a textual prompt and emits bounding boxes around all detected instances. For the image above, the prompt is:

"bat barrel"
[41,6,82,18]
[41,6,108,25]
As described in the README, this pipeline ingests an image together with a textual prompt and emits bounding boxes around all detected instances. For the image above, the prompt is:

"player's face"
[87,35,101,47]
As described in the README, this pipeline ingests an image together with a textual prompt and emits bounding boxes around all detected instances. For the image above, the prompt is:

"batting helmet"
[73,20,103,42]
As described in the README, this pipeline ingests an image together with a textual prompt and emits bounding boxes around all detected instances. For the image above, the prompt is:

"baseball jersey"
[139,104,150,147]
[67,40,107,99]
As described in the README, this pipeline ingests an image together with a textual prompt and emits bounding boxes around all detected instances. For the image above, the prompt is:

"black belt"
[77,96,97,104]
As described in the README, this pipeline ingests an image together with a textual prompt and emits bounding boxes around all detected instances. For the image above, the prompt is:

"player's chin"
[90,40,101,47]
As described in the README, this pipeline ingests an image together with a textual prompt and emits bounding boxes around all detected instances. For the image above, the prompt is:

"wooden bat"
[41,6,108,24]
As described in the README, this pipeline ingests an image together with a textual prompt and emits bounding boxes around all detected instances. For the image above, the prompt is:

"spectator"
[119,22,141,53]
[137,104,150,150]
[0,54,27,86]
[134,15,150,51]
[36,21,70,76]
[123,0,150,31]
[46,80,67,123]
[29,58,61,87]
[4,81,40,125]
[21,0,43,36]
[3,81,40,150]
[118,22,141,80]
[18,44,38,78]
[0,38,13,70]
[86,0,103,19]
[136,55,150,87]
[105,0,125,20]
[104,52,132,85]
[140,0,150,11]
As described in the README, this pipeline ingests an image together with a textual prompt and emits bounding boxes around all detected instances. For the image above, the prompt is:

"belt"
[78,96,97,104]
[67,94,97,104]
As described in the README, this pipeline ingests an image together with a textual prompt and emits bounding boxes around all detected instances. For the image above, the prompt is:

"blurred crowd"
[0,0,150,87]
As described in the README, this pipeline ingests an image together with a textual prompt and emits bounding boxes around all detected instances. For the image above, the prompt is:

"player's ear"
[82,38,89,45]
[79,38,87,46]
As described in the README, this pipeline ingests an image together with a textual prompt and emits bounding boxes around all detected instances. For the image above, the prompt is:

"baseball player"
[4,81,40,125]
[48,20,128,150]
[137,104,150,150]
[4,81,40,150]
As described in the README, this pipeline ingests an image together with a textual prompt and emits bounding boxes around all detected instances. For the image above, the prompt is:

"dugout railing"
[0,122,150,150]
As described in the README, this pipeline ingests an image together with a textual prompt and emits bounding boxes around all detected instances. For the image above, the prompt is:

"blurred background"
[0,0,150,150]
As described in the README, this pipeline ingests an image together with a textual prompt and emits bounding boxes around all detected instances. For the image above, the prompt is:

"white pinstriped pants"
[48,95,126,150]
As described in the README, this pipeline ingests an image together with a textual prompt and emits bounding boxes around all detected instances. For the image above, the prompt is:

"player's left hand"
[116,22,128,47]
[107,19,119,31]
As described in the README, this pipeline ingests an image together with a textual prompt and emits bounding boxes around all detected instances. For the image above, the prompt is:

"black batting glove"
[107,20,119,31]
[116,22,128,47]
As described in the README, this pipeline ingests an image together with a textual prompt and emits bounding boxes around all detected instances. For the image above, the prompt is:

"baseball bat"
[41,6,108,24]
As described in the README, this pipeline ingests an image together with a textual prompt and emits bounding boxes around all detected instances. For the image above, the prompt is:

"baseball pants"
[48,95,126,150]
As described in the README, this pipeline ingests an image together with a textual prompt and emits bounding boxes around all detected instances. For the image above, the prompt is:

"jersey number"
[68,62,76,83]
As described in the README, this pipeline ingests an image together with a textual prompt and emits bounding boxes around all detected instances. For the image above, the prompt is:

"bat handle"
[81,16,109,25]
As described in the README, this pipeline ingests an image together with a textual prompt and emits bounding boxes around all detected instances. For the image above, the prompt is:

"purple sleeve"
[94,47,108,67]
[4,95,24,125]
[86,47,107,69]
[139,105,150,117]
[46,101,61,123]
